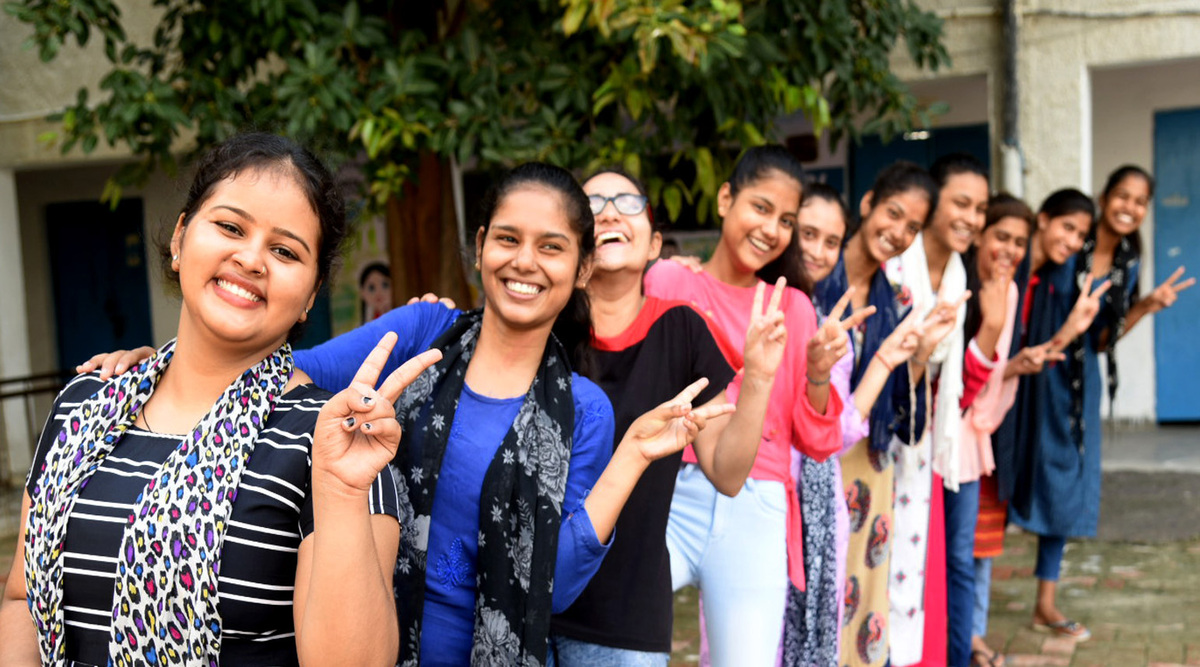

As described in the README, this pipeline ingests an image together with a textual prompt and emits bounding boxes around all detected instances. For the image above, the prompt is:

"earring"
[474,259,480,270]
[172,254,179,261]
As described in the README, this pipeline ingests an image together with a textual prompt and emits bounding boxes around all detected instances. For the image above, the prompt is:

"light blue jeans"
[667,463,789,667]
[547,635,668,667]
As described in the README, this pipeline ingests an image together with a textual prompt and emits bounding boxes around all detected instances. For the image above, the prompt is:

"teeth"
[952,223,973,239]
[597,231,628,246]
[879,236,897,254]
[505,280,542,296]
[1116,214,1134,224]
[748,237,772,252]
[217,279,261,302]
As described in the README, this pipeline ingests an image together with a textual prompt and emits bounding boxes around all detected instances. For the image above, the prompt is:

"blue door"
[1153,108,1200,421]
[46,200,154,373]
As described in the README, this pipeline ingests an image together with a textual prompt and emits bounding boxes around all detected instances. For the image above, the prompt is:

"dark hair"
[984,192,1034,234]
[583,167,657,231]
[164,132,348,343]
[725,145,812,296]
[359,261,390,286]
[1100,165,1154,257]
[476,162,595,376]
[1039,188,1095,222]
[801,181,850,233]
[866,161,939,226]
[930,152,989,188]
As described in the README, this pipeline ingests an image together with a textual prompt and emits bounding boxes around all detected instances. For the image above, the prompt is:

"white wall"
[0,169,33,478]
[1091,57,1200,421]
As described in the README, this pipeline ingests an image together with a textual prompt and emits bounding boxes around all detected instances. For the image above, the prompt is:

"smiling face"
[714,169,801,282]
[855,189,930,264]
[171,167,321,353]
[797,196,846,283]
[1036,211,1092,265]
[928,171,989,254]
[1099,174,1151,239]
[475,185,590,334]
[584,172,661,274]
[975,216,1030,281]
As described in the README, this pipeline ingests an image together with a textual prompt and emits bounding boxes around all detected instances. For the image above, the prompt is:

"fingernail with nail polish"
[344,417,356,428]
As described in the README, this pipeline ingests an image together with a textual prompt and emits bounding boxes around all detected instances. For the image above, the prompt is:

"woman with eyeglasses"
[547,168,790,665]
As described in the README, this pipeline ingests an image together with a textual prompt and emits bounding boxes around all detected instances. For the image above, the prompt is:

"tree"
[5,0,950,305]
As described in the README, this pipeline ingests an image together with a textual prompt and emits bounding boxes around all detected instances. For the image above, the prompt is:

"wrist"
[806,371,831,386]
[311,468,373,504]
[873,350,895,373]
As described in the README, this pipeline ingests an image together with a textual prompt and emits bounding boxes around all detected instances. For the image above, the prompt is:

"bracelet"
[873,351,895,373]
[806,372,831,386]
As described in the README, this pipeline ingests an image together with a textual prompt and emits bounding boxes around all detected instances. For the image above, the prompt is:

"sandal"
[1031,618,1092,642]
[971,648,1005,667]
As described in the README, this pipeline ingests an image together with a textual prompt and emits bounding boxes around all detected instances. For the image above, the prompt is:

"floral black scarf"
[1074,230,1139,418]
[391,309,574,666]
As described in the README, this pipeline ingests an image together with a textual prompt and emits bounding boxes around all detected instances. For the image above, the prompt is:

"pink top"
[956,282,1020,484]
[645,260,843,589]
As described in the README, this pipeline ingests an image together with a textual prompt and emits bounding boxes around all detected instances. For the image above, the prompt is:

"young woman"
[1006,189,1114,644]
[0,133,426,666]
[548,168,787,665]
[782,183,924,667]
[295,163,731,664]
[643,146,854,666]
[359,262,393,321]
[883,153,988,667]
[815,161,965,667]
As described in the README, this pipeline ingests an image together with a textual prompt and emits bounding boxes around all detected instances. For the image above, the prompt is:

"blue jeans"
[973,557,993,638]
[1035,534,1066,581]
[547,635,669,667]
[944,481,980,667]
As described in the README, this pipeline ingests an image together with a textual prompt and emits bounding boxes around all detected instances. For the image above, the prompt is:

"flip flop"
[1031,618,1092,642]
[971,648,1007,667]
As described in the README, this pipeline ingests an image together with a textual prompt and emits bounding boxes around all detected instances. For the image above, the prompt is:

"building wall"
[15,165,182,375]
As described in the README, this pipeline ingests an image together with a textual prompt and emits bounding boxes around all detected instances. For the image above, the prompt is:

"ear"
[575,255,594,290]
[170,213,187,271]
[300,281,322,323]
[1036,211,1050,232]
[858,191,873,220]
[647,231,664,263]
[716,182,734,220]
[474,227,486,268]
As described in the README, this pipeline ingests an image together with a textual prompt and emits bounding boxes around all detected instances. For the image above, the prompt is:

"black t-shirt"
[25,374,400,666]
[550,298,737,652]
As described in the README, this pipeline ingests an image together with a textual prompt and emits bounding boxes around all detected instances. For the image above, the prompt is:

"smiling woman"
[0,133,433,667]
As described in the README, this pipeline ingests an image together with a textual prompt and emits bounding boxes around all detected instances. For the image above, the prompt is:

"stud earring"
[172,254,179,261]
[474,259,481,270]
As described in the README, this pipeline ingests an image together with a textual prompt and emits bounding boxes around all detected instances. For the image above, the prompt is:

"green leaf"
[663,184,683,222]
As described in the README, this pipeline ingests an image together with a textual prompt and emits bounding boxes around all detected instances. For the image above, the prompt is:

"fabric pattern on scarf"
[783,455,841,667]
[1073,230,1139,414]
[391,309,574,667]
[25,339,292,666]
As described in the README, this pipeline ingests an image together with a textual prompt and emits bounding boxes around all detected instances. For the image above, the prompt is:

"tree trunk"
[385,152,473,308]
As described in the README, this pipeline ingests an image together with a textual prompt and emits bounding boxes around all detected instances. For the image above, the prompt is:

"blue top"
[294,303,614,663]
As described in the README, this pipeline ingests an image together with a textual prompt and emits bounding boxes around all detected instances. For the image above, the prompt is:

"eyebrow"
[211,204,313,255]
[492,223,571,242]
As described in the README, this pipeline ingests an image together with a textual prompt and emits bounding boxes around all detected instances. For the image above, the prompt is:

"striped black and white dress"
[25,374,400,666]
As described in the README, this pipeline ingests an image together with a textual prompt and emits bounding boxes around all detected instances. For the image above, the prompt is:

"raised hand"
[76,346,156,379]
[808,286,876,380]
[916,291,972,361]
[405,292,458,310]
[1006,341,1066,378]
[1141,266,1194,315]
[743,278,789,382]
[1064,274,1112,339]
[312,332,443,493]
[620,377,736,464]
[978,275,1010,331]
[875,306,924,371]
